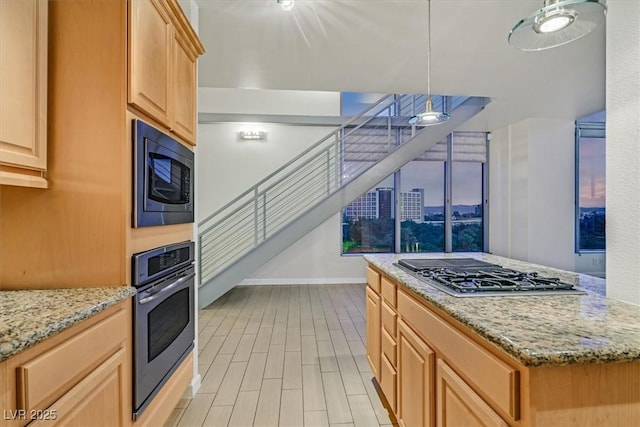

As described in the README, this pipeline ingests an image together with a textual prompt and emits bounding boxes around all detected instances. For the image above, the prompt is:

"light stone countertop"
[0,287,136,362]
[363,252,640,367]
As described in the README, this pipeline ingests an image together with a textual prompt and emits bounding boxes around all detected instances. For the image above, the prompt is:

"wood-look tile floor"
[164,284,394,427]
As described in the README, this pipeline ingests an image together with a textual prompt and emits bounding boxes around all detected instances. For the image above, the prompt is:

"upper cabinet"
[0,0,48,188]
[128,0,204,145]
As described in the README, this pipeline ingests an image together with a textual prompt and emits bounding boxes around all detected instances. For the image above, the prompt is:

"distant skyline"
[368,161,483,207]
[341,92,485,207]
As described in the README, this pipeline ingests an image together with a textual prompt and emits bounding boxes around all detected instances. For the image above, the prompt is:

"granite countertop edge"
[0,287,137,362]
[364,253,640,368]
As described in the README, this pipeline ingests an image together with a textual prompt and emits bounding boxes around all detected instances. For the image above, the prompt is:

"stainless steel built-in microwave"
[133,120,194,228]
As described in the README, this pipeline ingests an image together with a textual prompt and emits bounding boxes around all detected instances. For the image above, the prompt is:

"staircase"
[197,94,490,308]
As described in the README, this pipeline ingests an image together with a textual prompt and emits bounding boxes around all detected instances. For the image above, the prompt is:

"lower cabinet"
[31,348,128,427]
[379,352,397,413]
[367,264,640,427]
[397,318,435,427]
[367,265,514,427]
[1,300,132,427]
[365,285,381,379]
[436,359,509,427]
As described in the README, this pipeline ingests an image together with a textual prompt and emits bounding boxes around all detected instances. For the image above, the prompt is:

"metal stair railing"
[197,93,457,286]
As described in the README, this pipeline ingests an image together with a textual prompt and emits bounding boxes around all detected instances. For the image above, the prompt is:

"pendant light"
[508,0,607,51]
[277,0,295,11]
[409,0,449,126]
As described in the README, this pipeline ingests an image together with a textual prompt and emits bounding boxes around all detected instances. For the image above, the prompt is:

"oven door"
[133,265,195,418]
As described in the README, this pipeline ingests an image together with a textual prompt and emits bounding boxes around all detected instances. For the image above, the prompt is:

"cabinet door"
[437,359,509,427]
[30,348,129,427]
[171,29,197,144]
[366,286,381,380]
[398,318,435,427]
[0,0,47,188]
[128,0,172,127]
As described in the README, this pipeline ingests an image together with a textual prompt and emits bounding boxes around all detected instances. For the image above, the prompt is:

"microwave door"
[147,154,189,205]
[133,119,194,228]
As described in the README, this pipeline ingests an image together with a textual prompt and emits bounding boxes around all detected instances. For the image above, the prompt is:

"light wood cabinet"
[436,359,508,427]
[0,0,201,289]
[366,263,640,427]
[0,0,48,188]
[365,286,381,380]
[31,348,128,427]
[1,300,132,427]
[380,278,398,414]
[397,288,518,421]
[128,0,173,127]
[171,28,198,142]
[397,318,435,427]
[128,0,204,145]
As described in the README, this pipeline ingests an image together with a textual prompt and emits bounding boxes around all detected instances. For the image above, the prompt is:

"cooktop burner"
[395,258,586,297]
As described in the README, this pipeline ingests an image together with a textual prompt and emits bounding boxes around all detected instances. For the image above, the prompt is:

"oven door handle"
[139,272,195,305]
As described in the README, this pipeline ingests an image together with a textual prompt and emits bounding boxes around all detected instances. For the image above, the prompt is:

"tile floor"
[164,284,395,427]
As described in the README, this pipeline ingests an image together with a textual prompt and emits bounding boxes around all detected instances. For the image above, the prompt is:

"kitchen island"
[364,253,640,427]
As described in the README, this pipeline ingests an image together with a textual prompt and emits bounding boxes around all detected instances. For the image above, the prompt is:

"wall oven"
[133,119,194,228]
[132,241,195,419]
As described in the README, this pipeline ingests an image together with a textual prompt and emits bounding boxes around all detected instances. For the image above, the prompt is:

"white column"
[606,0,640,304]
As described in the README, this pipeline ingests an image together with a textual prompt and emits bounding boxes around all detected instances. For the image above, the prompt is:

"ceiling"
[194,0,606,131]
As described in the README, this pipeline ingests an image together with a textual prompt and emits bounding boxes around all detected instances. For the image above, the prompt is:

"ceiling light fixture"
[409,0,449,126]
[508,0,607,51]
[277,0,295,11]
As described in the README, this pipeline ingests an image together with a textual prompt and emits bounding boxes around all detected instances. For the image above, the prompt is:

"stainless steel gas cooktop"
[395,258,586,297]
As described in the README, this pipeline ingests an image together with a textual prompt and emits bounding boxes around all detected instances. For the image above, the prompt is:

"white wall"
[489,118,606,277]
[197,88,367,284]
[199,87,340,116]
[245,215,368,284]
[605,1,640,304]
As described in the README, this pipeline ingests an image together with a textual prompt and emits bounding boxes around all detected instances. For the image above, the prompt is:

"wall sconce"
[238,130,267,141]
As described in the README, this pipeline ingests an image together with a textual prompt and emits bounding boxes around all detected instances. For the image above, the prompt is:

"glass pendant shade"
[409,97,450,126]
[508,0,606,51]
[277,0,295,11]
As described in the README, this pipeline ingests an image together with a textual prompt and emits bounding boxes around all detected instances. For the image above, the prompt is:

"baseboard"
[185,373,201,397]
[239,277,366,286]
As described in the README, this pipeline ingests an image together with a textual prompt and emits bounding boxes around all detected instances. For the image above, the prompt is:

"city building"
[344,187,424,222]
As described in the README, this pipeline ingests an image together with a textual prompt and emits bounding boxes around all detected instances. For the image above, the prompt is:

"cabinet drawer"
[436,359,509,427]
[380,354,397,413]
[16,308,127,413]
[398,290,519,420]
[381,276,396,306]
[381,327,397,366]
[30,347,127,427]
[366,266,381,294]
[381,299,397,337]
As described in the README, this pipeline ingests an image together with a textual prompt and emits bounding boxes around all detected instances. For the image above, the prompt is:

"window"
[576,112,606,252]
[452,162,483,251]
[400,161,445,252]
[340,118,488,254]
[342,173,395,253]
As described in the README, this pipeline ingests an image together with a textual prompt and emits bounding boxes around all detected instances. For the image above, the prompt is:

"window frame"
[574,120,606,254]
[340,129,488,255]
